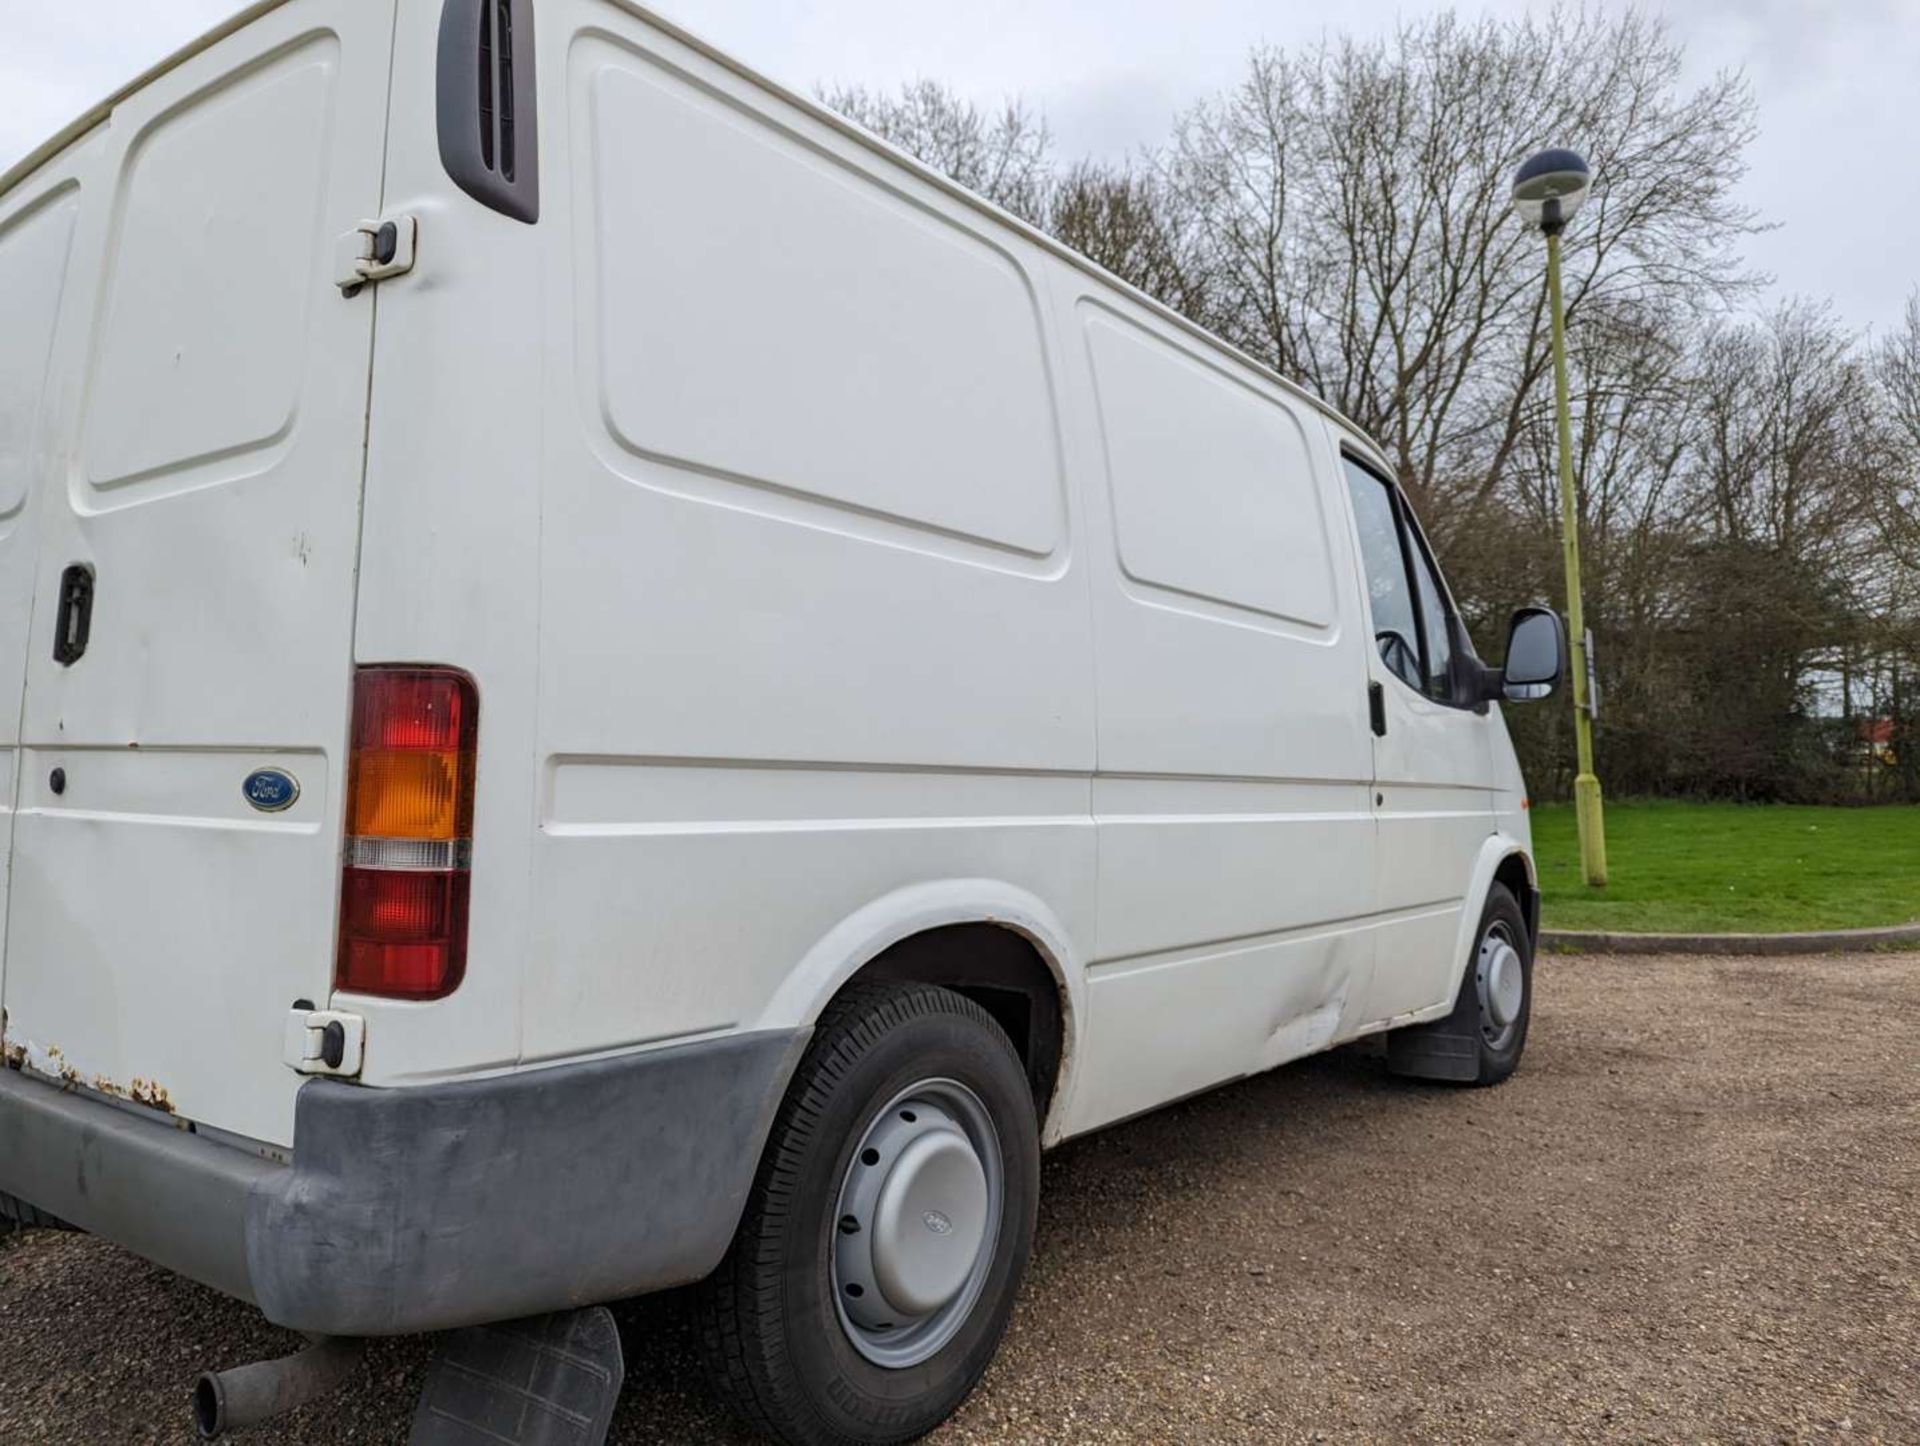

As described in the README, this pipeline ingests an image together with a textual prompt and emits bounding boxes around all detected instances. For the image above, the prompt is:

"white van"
[0,2,1566,1441]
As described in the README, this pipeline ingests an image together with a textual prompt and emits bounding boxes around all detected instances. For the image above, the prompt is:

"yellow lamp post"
[1513,147,1607,886]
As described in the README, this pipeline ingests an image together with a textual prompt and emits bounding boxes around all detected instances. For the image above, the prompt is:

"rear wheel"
[694,982,1040,1446]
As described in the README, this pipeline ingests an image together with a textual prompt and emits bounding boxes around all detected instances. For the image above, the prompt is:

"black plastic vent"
[438,0,538,223]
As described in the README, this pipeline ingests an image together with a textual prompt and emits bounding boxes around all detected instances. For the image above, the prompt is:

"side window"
[1405,527,1457,700]
[1342,458,1463,704]
[1343,460,1423,691]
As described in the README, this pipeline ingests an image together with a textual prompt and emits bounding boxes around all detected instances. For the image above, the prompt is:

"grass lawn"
[1530,799,1920,935]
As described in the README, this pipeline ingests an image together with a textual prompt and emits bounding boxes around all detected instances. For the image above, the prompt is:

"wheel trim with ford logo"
[830,1078,1003,1368]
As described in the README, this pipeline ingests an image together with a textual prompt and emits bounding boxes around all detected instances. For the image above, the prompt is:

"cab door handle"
[1368,681,1386,737]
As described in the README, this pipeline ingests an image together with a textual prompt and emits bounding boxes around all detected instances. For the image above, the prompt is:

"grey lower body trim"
[0,1070,274,1301]
[0,1027,808,1336]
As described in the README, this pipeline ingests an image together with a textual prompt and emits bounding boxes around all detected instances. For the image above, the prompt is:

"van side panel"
[523,6,1098,1064]
[1060,292,1379,1135]
[0,1,396,1147]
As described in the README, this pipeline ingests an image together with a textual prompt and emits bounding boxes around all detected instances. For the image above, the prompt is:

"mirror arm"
[1474,660,1507,705]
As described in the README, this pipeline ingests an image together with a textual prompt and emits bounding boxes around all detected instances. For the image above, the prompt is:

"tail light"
[336,667,478,999]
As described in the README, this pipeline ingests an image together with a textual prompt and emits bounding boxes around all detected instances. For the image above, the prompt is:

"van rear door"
[0,0,396,1149]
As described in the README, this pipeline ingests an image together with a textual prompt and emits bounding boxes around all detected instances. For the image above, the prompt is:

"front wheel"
[1387,881,1533,1086]
[693,982,1040,1446]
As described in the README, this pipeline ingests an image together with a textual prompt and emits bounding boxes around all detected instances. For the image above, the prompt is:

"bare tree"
[818,85,1213,324]
[1046,160,1212,322]
[819,80,1053,226]
[1882,292,1920,452]
[1162,10,1761,539]
[1873,291,1920,570]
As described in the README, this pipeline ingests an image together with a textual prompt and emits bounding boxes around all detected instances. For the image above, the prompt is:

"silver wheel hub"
[832,1080,1003,1369]
[1476,926,1525,1046]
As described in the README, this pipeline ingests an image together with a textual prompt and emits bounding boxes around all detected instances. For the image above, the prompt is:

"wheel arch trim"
[752,879,1088,1145]
[1441,834,1537,1008]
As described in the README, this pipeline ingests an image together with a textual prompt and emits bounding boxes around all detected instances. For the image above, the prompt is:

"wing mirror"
[1494,606,1567,703]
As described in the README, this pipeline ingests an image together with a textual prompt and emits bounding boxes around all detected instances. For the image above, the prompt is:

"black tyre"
[1387,882,1533,1086]
[694,982,1041,1446]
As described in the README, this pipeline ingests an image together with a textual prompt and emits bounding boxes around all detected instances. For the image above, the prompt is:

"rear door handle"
[52,563,94,666]
[1368,681,1386,737]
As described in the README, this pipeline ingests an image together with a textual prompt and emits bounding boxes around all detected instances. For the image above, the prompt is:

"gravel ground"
[2,950,1916,1444]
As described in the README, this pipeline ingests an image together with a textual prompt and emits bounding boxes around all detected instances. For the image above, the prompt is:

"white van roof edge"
[0,0,290,203]
[0,0,1389,463]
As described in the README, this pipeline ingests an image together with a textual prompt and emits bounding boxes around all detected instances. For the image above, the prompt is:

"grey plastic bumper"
[0,1028,807,1336]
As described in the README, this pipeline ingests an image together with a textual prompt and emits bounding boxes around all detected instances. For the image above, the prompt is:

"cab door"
[1339,455,1496,1022]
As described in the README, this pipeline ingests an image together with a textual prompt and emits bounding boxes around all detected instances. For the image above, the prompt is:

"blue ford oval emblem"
[242,767,300,813]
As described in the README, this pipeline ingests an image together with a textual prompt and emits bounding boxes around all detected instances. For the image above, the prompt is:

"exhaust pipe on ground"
[192,1335,365,1439]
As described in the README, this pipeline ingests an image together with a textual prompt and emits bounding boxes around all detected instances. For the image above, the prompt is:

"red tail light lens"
[336,667,477,999]
[339,871,472,997]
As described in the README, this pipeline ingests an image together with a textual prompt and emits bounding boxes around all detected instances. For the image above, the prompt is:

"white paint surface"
[0,0,1539,1157]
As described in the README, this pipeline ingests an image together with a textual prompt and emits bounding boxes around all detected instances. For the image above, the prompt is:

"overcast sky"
[2,0,1913,335]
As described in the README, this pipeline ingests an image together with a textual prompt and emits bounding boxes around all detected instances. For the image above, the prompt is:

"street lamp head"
[1512,148,1591,234]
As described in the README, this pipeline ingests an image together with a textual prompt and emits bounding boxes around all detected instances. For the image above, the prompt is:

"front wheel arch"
[1493,850,1540,948]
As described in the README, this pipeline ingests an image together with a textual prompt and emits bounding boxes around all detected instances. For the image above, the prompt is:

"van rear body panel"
[0,0,396,1147]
